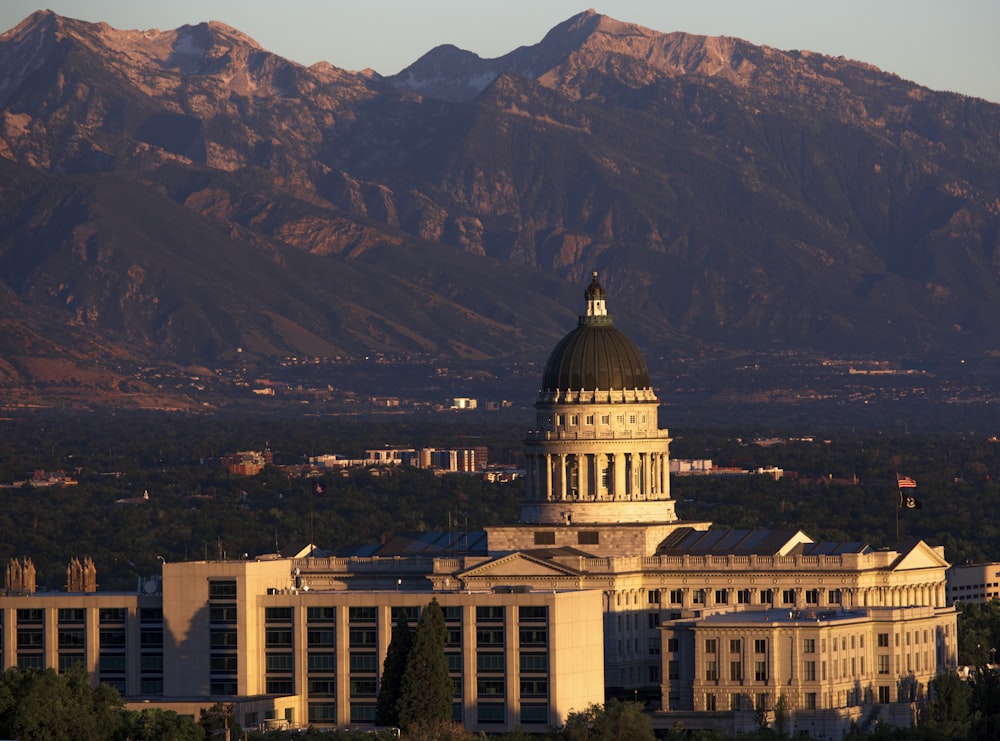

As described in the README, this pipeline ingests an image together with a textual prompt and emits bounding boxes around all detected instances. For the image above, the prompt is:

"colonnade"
[524,449,670,502]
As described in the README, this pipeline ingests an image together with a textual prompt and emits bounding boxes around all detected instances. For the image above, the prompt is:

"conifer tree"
[397,598,454,730]
[375,609,413,727]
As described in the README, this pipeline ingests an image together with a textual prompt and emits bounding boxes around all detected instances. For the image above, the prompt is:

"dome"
[541,273,652,392]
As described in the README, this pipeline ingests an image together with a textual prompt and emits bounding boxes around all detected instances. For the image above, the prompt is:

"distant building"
[947,561,1000,604]
[220,450,273,476]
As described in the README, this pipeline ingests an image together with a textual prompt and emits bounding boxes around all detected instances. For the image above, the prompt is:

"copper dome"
[540,274,652,392]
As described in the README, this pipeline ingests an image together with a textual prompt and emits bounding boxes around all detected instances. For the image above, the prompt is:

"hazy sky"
[2,1,997,103]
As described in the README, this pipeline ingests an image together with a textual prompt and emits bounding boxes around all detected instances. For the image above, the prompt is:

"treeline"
[1,414,1000,589]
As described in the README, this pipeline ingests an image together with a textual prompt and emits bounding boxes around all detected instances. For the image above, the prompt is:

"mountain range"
[1,9,999,414]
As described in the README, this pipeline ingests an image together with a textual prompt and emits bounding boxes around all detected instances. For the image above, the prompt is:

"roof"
[655,527,869,557]
[541,275,651,392]
[331,530,489,558]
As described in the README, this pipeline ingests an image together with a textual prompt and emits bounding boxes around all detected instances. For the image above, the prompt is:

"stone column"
[613,452,626,499]
[543,453,553,502]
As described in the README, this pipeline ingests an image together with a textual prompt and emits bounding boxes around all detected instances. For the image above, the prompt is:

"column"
[613,452,626,499]
[543,453,553,502]
[579,453,590,500]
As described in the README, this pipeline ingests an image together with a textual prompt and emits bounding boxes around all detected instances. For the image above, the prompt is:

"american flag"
[896,474,917,489]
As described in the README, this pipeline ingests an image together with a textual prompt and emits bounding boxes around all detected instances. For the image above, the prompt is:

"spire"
[585,272,607,317]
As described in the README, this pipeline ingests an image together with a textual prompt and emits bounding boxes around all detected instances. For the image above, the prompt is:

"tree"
[397,598,454,731]
[920,671,971,738]
[561,699,655,741]
[375,609,413,727]
[0,665,123,741]
[121,707,205,741]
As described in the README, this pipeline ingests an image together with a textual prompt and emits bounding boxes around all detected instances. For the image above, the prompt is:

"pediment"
[893,540,950,571]
[460,552,582,579]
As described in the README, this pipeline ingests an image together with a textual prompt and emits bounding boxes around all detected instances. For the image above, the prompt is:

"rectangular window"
[878,655,890,674]
[760,589,774,604]
[58,654,84,673]
[755,660,768,681]
[265,607,293,623]
[99,654,127,673]
[266,679,293,695]
[348,607,376,622]
[477,704,505,724]
[307,606,336,623]
[349,679,377,696]
[804,661,816,681]
[803,639,816,654]
[58,608,85,623]
[476,629,505,648]
[308,653,337,673]
[266,653,294,672]
[829,589,842,604]
[737,589,752,604]
[349,652,377,672]
[705,660,718,681]
[519,629,547,647]
[99,608,127,623]
[782,589,795,605]
[210,605,238,624]
[210,655,238,674]
[669,589,683,604]
[705,639,717,653]
[520,654,547,673]
[210,630,238,648]
[266,629,293,648]
[668,660,679,680]
[476,606,505,622]
[705,694,716,711]
[208,580,237,599]
[308,679,335,696]
[754,639,767,654]
[140,654,163,672]
[521,704,549,724]
[577,531,599,545]
[308,703,337,723]
[519,606,547,622]
[878,686,890,704]
[730,639,742,654]
[478,679,505,697]
[878,633,889,647]
[805,692,817,710]
[140,630,163,648]
[729,661,742,681]
[313,629,339,647]
[520,679,547,697]
[533,531,555,545]
[805,589,819,604]
[715,590,728,605]
[648,613,661,629]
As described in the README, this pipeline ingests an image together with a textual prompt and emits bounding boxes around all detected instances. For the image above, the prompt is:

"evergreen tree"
[397,598,454,731]
[375,609,413,727]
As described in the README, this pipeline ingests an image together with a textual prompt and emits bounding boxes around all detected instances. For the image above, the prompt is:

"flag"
[899,493,922,509]
[896,474,917,489]
[311,480,325,496]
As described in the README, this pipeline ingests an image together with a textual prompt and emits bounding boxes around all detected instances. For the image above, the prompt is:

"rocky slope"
[1,9,999,409]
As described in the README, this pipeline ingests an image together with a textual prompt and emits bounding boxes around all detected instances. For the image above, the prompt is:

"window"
[705,639,717,653]
[706,660,718,681]
[478,679,505,697]
[520,654,547,672]
[668,660,679,680]
[803,638,816,654]
[210,605,238,623]
[878,686,891,704]
[58,608,85,623]
[878,633,889,647]
[100,629,126,648]
[648,613,661,629]
[266,629,293,648]
[585,415,594,425]
[578,531,599,545]
[737,589,752,604]
[805,692,817,710]
[760,589,774,604]
[754,639,767,654]
[829,589,842,604]
[208,580,237,599]
[519,606,547,621]
[308,653,336,673]
[210,630,237,648]
[648,590,661,605]
[705,693,716,711]
[307,606,335,623]
[782,589,796,605]
[519,679,547,697]
[715,590,728,605]
[349,653,377,672]
[669,589,683,604]
[667,638,679,652]
[266,653,294,672]
[805,589,819,604]
[804,661,816,681]
[265,607,293,622]
[755,661,768,681]
[308,679,335,696]
[649,637,661,655]
[476,629,504,647]
[210,655,238,673]
[349,679,377,696]
[878,655,890,674]
[730,639,742,653]
[729,661,742,681]
[313,629,339,647]
[140,654,163,672]
[99,608,126,623]
[348,606,376,622]
[692,590,705,605]
[533,531,555,545]
[477,606,505,621]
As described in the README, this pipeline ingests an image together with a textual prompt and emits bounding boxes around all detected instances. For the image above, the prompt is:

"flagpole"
[895,480,899,542]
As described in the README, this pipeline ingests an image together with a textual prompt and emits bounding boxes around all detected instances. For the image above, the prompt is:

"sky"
[2,1,997,103]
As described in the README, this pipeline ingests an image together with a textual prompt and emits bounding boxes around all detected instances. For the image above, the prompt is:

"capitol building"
[0,274,957,736]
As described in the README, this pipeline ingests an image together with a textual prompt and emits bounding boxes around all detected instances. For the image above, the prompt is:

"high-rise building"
[0,274,956,736]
